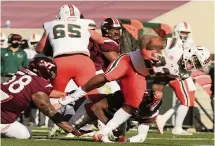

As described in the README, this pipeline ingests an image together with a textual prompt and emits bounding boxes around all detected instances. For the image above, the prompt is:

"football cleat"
[117,136,130,142]
[172,128,193,135]
[93,132,114,143]
[155,115,166,134]
[48,124,63,137]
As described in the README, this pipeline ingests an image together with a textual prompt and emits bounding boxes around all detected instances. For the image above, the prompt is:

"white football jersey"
[24,49,38,60]
[44,18,96,57]
[152,38,187,79]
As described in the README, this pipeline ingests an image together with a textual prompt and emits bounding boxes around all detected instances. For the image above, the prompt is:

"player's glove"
[58,87,87,105]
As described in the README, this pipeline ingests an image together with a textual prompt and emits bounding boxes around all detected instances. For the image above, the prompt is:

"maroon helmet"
[101,17,121,42]
[28,57,57,81]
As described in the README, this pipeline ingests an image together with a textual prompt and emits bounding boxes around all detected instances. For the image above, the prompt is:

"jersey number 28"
[53,24,81,39]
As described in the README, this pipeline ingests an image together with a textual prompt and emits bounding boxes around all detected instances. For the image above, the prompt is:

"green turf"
[1,129,214,146]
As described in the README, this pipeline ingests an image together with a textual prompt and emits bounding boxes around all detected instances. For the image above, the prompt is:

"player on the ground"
[90,80,165,143]
[89,17,122,94]
[0,57,80,139]
[35,5,104,105]
[156,22,211,135]
[58,35,166,142]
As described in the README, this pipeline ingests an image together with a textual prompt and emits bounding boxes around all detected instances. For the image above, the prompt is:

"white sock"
[129,124,149,143]
[98,108,131,135]
[174,105,189,129]
[161,103,180,123]
[69,99,92,128]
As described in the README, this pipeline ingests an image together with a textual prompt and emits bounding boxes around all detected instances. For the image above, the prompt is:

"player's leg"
[156,103,180,134]
[91,98,109,124]
[91,91,124,124]
[94,69,146,142]
[68,98,94,129]
[169,77,195,135]
[72,55,99,101]
[1,121,31,139]
[52,56,73,92]
[129,124,149,143]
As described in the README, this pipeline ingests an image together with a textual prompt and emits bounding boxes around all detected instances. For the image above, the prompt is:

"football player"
[0,57,80,139]
[89,17,122,94]
[61,43,210,142]
[58,35,166,142]
[90,81,165,143]
[156,22,211,135]
[0,32,8,48]
[24,33,41,60]
[35,4,105,105]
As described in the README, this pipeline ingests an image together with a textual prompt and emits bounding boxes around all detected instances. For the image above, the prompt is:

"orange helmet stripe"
[183,22,188,29]
[111,18,120,25]
[68,5,74,16]
[33,33,35,40]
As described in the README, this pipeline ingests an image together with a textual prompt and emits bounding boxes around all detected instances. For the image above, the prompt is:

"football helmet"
[180,45,211,71]
[28,33,41,50]
[101,17,122,41]
[173,22,192,42]
[28,57,57,81]
[56,4,81,20]
[0,32,7,47]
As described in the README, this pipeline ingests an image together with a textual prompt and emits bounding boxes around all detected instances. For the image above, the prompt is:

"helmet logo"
[40,60,55,70]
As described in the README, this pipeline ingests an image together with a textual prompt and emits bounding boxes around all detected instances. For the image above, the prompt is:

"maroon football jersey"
[1,68,53,124]
[88,39,120,71]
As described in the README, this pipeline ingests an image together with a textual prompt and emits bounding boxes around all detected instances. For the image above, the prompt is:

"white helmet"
[56,4,81,20]
[194,46,211,68]
[181,45,211,71]
[0,32,8,48]
[173,22,192,42]
[28,33,41,50]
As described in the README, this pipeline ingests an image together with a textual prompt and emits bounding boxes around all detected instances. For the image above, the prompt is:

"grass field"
[1,128,214,146]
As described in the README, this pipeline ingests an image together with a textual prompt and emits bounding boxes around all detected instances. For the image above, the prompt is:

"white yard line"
[147,137,213,141]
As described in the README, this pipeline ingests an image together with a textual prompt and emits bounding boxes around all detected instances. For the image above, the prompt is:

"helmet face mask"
[173,22,192,43]
[107,27,121,41]
[179,31,190,42]
[180,46,211,71]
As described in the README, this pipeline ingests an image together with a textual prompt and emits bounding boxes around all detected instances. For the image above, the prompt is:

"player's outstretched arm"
[89,29,104,44]
[102,51,119,62]
[35,29,48,53]
[59,74,108,105]
[49,90,66,98]
[82,74,108,92]
[32,91,80,135]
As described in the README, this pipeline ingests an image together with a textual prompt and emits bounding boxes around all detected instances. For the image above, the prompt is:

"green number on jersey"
[53,24,81,39]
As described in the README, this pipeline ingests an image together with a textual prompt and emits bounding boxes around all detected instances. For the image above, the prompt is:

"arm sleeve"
[87,19,96,30]
[103,54,129,81]
[100,41,119,52]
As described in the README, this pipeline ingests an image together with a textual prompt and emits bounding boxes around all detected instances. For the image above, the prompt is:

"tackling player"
[0,57,80,139]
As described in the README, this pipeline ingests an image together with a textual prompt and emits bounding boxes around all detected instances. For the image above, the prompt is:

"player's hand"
[59,87,87,105]
[58,95,76,106]
[66,90,76,96]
